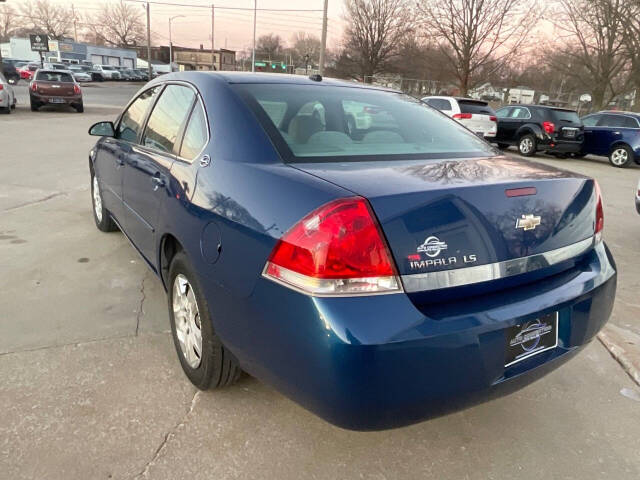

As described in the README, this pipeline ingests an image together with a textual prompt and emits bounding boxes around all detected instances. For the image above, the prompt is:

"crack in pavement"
[132,390,202,479]
[135,273,148,336]
[0,331,171,357]
[3,192,66,212]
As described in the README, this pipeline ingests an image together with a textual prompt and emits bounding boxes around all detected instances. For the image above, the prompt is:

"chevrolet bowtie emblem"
[516,214,541,231]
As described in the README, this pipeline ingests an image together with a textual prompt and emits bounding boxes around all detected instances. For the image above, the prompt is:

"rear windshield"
[458,100,495,115]
[551,109,580,124]
[102,66,115,70]
[36,71,74,82]
[235,84,495,162]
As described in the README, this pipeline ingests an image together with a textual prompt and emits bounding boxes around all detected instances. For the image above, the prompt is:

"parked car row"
[422,95,640,168]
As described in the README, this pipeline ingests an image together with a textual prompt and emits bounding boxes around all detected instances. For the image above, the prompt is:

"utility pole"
[319,0,328,75]
[211,4,215,71]
[71,4,78,42]
[251,0,257,72]
[146,2,152,80]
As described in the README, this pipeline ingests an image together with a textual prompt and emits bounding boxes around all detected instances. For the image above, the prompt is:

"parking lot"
[1,83,640,479]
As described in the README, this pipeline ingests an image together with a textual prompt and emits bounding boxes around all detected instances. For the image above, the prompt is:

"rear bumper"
[30,93,82,105]
[540,140,583,154]
[210,242,616,430]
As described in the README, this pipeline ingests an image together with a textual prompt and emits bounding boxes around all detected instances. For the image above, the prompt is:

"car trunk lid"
[291,156,597,295]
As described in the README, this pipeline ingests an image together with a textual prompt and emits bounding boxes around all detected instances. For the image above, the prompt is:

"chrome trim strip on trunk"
[401,236,595,293]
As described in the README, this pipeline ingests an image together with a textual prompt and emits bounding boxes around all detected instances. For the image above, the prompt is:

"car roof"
[159,71,400,92]
[505,104,577,112]
[598,110,640,118]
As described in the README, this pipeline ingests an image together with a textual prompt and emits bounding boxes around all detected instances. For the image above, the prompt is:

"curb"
[598,324,640,386]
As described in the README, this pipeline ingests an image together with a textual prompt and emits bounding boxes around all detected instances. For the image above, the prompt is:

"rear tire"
[30,100,39,112]
[168,251,242,390]
[74,102,84,113]
[518,134,537,157]
[609,145,633,168]
[91,172,118,232]
[2,106,10,114]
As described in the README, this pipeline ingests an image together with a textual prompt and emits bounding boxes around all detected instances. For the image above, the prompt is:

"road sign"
[30,34,50,52]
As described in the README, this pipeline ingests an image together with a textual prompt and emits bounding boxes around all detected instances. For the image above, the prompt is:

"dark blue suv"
[580,111,640,167]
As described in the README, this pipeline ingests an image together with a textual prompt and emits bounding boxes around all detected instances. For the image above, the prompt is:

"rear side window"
[36,71,74,82]
[509,107,530,119]
[600,114,639,128]
[143,85,196,153]
[425,98,452,111]
[117,86,160,143]
[551,109,580,124]
[179,101,208,160]
[495,107,511,118]
[458,100,495,115]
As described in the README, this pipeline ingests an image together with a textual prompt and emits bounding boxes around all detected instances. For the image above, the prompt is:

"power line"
[123,0,322,12]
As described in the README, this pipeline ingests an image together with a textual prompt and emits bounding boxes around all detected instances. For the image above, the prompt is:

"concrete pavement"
[1,88,639,479]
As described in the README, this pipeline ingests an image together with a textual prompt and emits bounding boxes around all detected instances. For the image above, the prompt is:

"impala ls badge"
[417,236,448,257]
[516,214,541,231]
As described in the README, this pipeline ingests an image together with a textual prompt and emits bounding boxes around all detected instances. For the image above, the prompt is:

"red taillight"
[31,82,37,92]
[73,84,81,95]
[0,85,3,91]
[263,197,401,295]
[453,113,472,119]
[489,115,497,122]
[543,121,555,135]
[594,180,604,241]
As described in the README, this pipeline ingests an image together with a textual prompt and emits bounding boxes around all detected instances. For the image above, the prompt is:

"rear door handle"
[151,175,165,191]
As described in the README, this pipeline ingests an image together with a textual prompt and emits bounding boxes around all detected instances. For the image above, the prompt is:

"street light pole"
[251,0,257,72]
[169,15,185,72]
[211,4,215,71]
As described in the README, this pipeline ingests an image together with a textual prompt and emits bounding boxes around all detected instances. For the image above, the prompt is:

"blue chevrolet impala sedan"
[88,72,616,430]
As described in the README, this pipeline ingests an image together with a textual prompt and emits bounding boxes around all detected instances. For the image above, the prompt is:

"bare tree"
[342,0,413,82]
[552,0,628,110]
[19,0,73,40]
[0,4,18,43]
[621,1,640,111]
[87,1,146,48]
[417,0,540,96]
[256,34,284,60]
[290,32,321,66]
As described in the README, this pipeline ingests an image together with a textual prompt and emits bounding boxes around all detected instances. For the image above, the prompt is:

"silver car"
[0,71,16,114]
[68,66,92,83]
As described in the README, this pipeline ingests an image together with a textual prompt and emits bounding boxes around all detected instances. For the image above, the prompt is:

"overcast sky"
[62,0,346,53]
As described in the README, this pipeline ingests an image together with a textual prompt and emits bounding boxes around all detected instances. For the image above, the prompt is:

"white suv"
[422,96,497,139]
[93,65,121,80]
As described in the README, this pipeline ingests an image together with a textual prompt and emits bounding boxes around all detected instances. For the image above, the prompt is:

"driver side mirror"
[89,121,115,137]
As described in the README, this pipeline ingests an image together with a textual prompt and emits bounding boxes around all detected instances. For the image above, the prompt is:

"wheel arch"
[159,233,185,291]
[517,124,543,140]
[609,141,632,154]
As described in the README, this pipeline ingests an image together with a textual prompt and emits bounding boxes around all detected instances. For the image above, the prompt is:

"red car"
[18,63,39,80]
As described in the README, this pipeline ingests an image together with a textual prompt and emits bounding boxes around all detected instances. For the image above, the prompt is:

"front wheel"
[609,145,633,168]
[168,251,242,390]
[518,134,537,157]
[91,173,117,232]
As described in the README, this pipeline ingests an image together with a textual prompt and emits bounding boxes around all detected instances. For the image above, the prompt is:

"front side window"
[236,84,495,162]
[117,86,160,143]
[582,115,600,127]
[143,85,196,153]
[179,101,208,160]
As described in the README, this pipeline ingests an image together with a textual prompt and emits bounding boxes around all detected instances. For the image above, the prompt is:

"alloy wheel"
[611,148,628,166]
[92,176,103,223]
[520,137,533,155]
[173,274,203,369]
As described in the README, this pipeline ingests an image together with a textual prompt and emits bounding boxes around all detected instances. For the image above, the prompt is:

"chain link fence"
[363,75,638,115]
